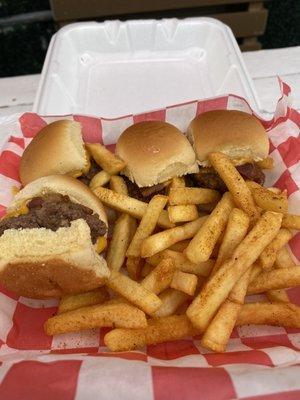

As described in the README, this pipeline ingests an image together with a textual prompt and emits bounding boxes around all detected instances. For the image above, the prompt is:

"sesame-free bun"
[187,110,269,167]
[116,121,199,187]
[20,120,88,185]
[0,176,109,299]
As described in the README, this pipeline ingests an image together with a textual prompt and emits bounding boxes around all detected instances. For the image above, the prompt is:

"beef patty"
[122,176,167,202]
[0,193,107,243]
[78,159,101,186]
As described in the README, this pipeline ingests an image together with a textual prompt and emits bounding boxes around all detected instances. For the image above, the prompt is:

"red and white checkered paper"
[1,79,300,400]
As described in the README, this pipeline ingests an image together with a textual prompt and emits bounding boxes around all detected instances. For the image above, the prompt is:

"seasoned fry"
[236,302,300,328]
[168,204,198,223]
[282,214,300,230]
[185,192,234,263]
[187,211,282,331]
[247,267,300,294]
[107,271,162,314]
[152,289,189,318]
[86,143,126,175]
[126,256,143,281]
[256,157,274,169]
[141,258,175,295]
[266,290,289,303]
[93,187,173,228]
[89,170,111,189]
[141,216,207,258]
[170,270,198,296]
[169,187,220,205]
[109,175,128,195]
[213,208,249,273]
[168,240,190,252]
[107,214,137,271]
[250,264,262,282]
[104,315,197,352]
[127,195,168,257]
[169,177,185,189]
[147,249,214,277]
[251,186,288,213]
[258,229,292,270]
[58,287,109,314]
[209,152,259,220]
[228,267,252,304]
[45,301,147,335]
[275,246,296,268]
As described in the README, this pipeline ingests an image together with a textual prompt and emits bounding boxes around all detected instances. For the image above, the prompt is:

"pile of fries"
[44,145,300,353]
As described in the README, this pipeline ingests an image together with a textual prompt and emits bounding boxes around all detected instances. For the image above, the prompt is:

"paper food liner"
[0,79,300,399]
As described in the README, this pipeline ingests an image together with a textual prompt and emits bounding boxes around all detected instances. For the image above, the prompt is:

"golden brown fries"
[152,289,189,318]
[104,315,197,352]
[169,177,185,189]
[107,271,162,314]
[236,302,300,328]
[45,301,147,335]
[186,192,234,263]
[187,211,282,332]
[168,240,190,252]
[109,175,128,195]
[141,216,207,258]
[141,262,155,278]
[107,214,137,271]
[251,186,288,213]
[168,204,198,223]
[169,187,220,205]
[209,152,259,220]
[247,266,300,294]
[282,214,300,230]
[141,258,175,295]
[258,229,292,270]
[89,170,111,190]
[213,208,249,273]
[170,270,198,296]
[275,246,296,268]
[127,195,168,257]
[126,256,143,281]
[256,157,274,169]
[93,187,173,229]
[266,289,289,303]
[86,143,126,175]
[58,287,109,314]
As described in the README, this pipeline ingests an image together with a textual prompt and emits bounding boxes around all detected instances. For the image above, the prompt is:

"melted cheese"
[3,201,29,219]
[95,236,107,253]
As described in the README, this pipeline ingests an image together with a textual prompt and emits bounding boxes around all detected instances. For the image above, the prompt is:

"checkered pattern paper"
[1,80,300,400]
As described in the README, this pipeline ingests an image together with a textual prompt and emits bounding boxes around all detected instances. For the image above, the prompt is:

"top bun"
[116,121,199,187]
[9,175,107,226]
[187,110,269,167]
[20,120,88,185]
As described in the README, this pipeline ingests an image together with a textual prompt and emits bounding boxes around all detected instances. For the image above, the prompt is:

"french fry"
[104,315,197,352]
[187,211,282,332]
[45,301,147,335]
[267,187,282,195]
[126,256,143,281]
[228,268,252,304]
[236,302,300,328]
[213,208,250,273]
[282,214,300,230]
[93,187,173,228]
[152,289,189,318]
[266,290,289,303]
[141,258,175,295]
[109,175,128,195]
[209,152,259,220]
[247,267,300,294]
[141,262,155,278]
[256,157,274,169]
[168,177,185,190]
[168,240,190,252]
[107,214,137,271]
[168,205,198,223]
[250,264,262,282]
[141,216,207,258]
[147,249,214,277]
[89,170,111,190]
[127,195,168,257]
[251,186,288,213]
[185,192,234,264]
[86,143,126,175]
[275,246,296,268]
[58,287,109,314]
[258,229,292,270]
[107,271,162,314]
[169,187,220,205]
[170,270,198,296]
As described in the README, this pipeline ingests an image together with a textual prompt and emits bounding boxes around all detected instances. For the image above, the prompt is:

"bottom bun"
[0,219,109,299]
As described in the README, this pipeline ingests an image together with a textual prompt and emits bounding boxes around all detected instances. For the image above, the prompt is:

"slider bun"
[20,120,88,185]
[0,175,109,299]
[116,121,199,187]
[187,110,269,167]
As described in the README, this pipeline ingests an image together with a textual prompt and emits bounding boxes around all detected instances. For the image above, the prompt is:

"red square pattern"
[243,390,300,400]
[241,335,297,350]
[134,109,166,123]
[0,360,81,400]
[73,115,102,143]
[9,136,25,149]
[274,170,298,196]
[288,234,300,268]
[277,137,300,168]
[0,151,21,181]
[147,340,200,360]
[204,350,273,367]
[152,366,236,400]
[19,113,47,138]
[197,96,228,114]
[6,302,56,350]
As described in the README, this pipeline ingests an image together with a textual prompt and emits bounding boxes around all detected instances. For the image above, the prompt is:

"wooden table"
[0,46,299,147]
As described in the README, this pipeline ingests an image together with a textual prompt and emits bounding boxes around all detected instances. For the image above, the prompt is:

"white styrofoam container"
[33,17,260,118]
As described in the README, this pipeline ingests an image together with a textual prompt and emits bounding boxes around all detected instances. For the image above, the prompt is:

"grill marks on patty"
[0,193,107,244]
